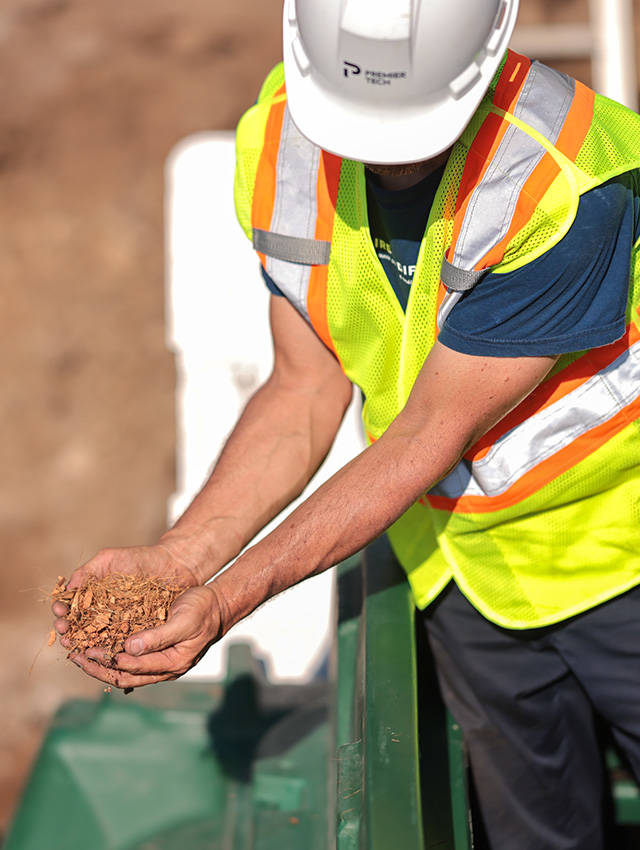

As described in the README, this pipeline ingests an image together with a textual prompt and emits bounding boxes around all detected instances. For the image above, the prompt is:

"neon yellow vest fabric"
[235,55,640,627]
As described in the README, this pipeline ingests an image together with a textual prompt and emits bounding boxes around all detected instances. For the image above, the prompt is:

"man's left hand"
[66,584,223,689]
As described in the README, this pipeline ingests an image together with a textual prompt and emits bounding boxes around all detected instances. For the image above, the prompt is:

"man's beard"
[364,161,429,177]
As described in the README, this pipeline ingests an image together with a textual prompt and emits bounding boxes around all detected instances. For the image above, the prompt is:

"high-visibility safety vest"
[234,51,640,628]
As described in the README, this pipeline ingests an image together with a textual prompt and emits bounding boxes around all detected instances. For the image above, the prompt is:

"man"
[53,1,640,846]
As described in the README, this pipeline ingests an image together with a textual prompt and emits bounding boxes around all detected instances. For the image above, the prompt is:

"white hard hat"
[283,0,519,164]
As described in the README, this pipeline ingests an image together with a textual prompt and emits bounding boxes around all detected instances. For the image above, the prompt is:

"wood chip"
[50,574,187,663]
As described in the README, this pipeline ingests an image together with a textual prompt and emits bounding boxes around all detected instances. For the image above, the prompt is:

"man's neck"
[365,148,452,191]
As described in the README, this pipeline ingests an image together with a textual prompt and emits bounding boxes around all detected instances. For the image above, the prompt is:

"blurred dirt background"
[0,0,637,837]
[0,0,283,833]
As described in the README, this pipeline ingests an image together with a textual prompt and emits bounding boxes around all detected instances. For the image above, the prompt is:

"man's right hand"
[50,542,202,634]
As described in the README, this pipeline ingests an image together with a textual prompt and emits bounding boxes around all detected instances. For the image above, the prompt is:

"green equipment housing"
[6,539,640,849]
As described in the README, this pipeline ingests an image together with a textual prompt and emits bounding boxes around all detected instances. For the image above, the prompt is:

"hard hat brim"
[283,47,496,165]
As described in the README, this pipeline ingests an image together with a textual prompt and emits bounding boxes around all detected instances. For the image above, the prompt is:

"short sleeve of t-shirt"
[261,264,284,296]
[438,173,640,357]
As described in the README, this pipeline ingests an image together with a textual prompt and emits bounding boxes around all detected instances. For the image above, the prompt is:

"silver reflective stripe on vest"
[429,340,640,501]
[259,107,325,321]
[436,289,463,330]
[253,229,330,265]
[448,62,574,274]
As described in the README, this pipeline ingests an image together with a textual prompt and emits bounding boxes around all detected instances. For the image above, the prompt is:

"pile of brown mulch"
[50,574,188,663]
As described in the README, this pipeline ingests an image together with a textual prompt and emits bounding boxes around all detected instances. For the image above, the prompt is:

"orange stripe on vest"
[251,87,286,267]
[307,152,342,359]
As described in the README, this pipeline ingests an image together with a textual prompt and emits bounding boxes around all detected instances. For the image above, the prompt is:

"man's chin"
[364,161,429,177]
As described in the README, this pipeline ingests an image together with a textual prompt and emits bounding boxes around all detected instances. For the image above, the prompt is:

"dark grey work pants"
[421,583,640,850]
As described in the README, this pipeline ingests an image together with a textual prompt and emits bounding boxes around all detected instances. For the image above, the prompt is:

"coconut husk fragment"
[51,574,188,663]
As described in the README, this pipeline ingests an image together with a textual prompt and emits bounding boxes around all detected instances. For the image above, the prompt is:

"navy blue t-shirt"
[262,169,640,357]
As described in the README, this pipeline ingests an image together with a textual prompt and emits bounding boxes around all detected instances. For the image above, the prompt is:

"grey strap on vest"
[253,229,331,266]
[441,257,488,292]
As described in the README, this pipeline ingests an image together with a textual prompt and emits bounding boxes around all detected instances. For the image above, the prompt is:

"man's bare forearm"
[209,343,558,635]
[208,414,454,634]
[161,365,352,582]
